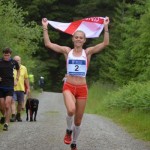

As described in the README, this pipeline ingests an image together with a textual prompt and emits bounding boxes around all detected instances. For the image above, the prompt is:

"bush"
[105,81,150,112]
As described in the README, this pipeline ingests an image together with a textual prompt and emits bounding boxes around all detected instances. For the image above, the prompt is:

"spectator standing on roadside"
[0,48,20,131]
[29,73,34,90]
[42,17,109,150]
[39,76,44,92]
[10,56,30,122]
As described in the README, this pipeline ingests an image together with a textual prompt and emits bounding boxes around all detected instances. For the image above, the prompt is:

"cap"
[2,47,12,54]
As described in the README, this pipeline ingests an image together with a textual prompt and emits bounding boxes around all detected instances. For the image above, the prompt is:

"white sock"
[66,114,73,130]
[72,125,81,144]
[4,123,8,126]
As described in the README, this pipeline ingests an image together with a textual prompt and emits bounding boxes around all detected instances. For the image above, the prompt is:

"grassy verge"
[85,82,150,141]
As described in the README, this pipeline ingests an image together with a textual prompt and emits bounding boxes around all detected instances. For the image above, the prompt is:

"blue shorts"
[13,91,24,102]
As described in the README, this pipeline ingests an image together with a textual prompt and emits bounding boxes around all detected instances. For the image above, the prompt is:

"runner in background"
[29,74,34,90]
[0,48,20,131]
[38,76,44,92]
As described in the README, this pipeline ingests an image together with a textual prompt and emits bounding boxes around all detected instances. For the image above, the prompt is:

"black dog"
[26,98,39,122]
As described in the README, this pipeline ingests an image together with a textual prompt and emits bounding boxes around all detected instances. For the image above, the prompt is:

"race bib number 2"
[68,59,86,76]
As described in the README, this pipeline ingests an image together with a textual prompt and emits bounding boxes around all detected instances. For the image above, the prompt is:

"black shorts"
[0,88,14,98]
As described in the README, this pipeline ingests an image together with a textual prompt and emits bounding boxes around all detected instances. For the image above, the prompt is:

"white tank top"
[67,49,87,77]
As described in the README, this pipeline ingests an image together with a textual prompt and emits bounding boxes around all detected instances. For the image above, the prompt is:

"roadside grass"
[0,115,3,131]
[30,89,41,97]
[85,82,150,141]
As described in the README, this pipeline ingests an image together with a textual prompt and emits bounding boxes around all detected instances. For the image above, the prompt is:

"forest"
[0,0,149,92]
[0,0,150,141]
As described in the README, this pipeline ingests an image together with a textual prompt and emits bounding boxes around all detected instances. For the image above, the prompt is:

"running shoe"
[0,117,5,124]
[3,123,8,131]
[16,113,22,122]
[64,129,72,144]
[70,143,78,150]
[10,114,16,122]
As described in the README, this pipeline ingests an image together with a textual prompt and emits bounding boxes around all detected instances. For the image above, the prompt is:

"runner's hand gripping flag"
[48,17,105,38]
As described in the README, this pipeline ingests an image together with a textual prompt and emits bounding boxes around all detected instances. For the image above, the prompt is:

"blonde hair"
[73,30,86,38]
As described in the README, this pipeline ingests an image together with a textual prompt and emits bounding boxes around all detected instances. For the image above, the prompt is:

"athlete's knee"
[74,115,83,125]
[74,118,82,126]
[67,107,75,116]
[74,120,82,126]
[5,104,10,110]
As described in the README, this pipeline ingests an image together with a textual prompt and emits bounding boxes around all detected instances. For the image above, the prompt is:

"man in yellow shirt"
[10,56,30,122]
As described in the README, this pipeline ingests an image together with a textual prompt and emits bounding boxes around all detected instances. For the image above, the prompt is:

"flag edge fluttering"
[48,17,105,38]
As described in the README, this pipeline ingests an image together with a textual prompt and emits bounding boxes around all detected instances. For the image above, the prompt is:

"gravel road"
[0,92,149,150]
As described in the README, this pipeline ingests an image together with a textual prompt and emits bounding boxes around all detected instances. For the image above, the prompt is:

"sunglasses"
[3,54,11,56]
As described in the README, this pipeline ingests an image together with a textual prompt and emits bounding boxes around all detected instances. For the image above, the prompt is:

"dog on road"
[26,98,39,121]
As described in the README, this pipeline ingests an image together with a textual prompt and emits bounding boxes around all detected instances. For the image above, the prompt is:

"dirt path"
[0,92,149,150]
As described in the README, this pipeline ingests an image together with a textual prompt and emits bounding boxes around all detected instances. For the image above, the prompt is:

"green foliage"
[0,0,45,91]
[105,81,150,111]
[0,0,41,73]
[6,0,149,91]
[86,81,117,113]
[108,0,150,85]
[87,81,150,141]
[131,2,150,81]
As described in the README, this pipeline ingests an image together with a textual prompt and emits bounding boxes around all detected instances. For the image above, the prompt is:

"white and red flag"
[48,17,105,38]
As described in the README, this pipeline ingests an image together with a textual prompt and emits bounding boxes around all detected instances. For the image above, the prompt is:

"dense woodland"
[0,0,150,92]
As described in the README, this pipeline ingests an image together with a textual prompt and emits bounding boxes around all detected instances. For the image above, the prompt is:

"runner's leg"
[63,90,76,144]
[5,96,12,124]
[72,99,86,144]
